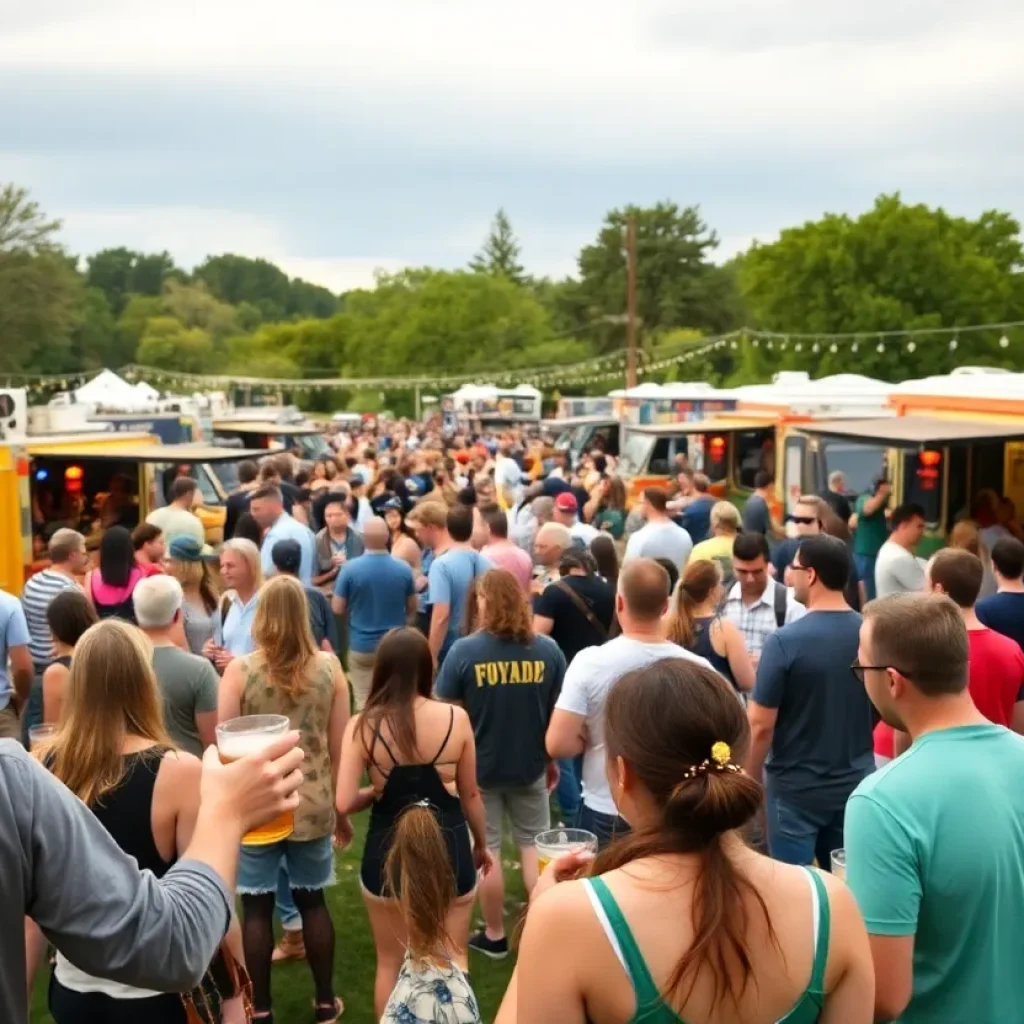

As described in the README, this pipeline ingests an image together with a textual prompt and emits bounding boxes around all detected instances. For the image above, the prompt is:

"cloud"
[0,0,1021,289]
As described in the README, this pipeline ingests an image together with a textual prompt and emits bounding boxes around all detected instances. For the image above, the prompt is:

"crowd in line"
[3,422,1024,1023]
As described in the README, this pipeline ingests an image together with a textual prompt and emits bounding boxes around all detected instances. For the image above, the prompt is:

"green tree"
[470,209,526,285]
[115,294,165,364]
[0,184,81,373]
[738,194,1024,378]
[161,279,239,345]
[288,279,340,319]
[575,202,741,355]
[193,254,292,321]
[86,247,178,314]
[70,287,118,369]
[136,316,214,374]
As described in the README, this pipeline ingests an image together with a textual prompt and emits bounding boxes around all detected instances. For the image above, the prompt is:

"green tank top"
[584,868,830,1024]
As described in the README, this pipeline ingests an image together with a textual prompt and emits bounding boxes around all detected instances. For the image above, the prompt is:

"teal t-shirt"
[853,494,888,557]
[845,724,1024,1023]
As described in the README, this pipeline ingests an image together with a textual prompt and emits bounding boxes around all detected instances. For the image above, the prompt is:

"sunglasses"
[850,660,909,684]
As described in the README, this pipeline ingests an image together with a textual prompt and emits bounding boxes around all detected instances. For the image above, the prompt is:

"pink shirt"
[481,541,533,593]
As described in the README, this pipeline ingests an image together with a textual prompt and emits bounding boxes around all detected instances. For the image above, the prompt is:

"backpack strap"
[773,580,787,630]
[554,580,608,643]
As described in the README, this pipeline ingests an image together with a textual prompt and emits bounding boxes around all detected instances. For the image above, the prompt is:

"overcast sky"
[3,0,1022,292]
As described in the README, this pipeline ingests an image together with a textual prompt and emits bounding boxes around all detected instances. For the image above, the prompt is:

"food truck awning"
[541,416,618,429]
[212,421,322,436]
[795,416,1024,448]
[625,416,776,436]
[30,443,268,463]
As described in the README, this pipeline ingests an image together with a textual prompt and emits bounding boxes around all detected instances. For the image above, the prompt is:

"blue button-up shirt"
[261,513,316,586]
[215,591,260,655]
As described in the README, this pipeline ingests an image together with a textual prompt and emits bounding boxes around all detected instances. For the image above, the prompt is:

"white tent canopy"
[74,370,159,411]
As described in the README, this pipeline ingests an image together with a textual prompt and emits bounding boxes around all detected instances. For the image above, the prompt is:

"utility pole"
[625,214,638,388]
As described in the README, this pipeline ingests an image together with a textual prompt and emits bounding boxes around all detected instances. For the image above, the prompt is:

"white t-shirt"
[570,519,600,547]
[624,520,693,569]
[875,541,926,598]
[555,637,711,815]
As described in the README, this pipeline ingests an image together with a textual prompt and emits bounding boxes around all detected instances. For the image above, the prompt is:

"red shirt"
[873,721,894,759]
[967,628,1024,727]
[137,561,165,577]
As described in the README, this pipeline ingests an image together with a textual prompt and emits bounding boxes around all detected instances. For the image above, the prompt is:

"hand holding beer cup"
[205,715,304,844]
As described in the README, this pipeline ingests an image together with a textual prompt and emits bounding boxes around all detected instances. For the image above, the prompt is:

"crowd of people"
[4,420,1024,1023]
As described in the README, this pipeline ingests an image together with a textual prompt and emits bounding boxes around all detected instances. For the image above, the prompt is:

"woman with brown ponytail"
[496,658,874,1024]
[378,803,483,1022]
[665,560,755,693]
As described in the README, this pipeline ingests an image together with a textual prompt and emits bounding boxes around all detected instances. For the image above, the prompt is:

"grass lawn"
[31,811,521,1023]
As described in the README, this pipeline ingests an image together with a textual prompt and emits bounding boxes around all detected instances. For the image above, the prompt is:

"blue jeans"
[577,803,630,850]
[277,864,300,930]
[854,554,877,602]
[765,787,845,869]
[555,757,583,824]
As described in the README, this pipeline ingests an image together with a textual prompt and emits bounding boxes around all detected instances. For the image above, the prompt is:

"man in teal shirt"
[852,477,890,601]
[846,591,1024,1022]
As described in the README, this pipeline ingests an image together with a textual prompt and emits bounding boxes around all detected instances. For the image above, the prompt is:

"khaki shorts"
[347,650,376,711]
[482,773,550,850]
[0,704,20,742]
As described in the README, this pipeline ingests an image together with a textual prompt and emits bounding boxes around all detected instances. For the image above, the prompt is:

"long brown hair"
[358,628,434,763]
[603,475,627,512]
[252,575,319,703]
[950,519,991,566]
[665,560,721,647]
[168,557,219,614]
[48,619,171,806]
[594,658,773,1013]
[472,569,533,644]
[384,805,455,961]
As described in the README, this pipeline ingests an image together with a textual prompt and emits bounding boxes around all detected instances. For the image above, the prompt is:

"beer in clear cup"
[216,715,295,846]
[28,724,57,750]
[830,848,846,880]
[535,828,599,873]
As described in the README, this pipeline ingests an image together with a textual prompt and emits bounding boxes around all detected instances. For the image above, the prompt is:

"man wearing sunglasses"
[770,495,824,581]
[746,534,873,868]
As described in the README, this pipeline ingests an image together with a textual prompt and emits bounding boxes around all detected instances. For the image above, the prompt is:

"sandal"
[314,997,344,1022]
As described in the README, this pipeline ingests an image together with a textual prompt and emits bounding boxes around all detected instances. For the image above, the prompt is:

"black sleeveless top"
[687,616,737,691]
[360,706,475,897]
[91,748,176,878]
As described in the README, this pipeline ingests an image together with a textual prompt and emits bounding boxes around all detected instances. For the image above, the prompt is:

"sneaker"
[468,930,508,960]
[272,928,306,963]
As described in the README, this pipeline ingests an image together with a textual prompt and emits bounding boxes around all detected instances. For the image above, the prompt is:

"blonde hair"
[710,501,740,532]
[222,537,264,589]
[251,575,319,703]
[48,620,171,806]
[666,559,721,647]
[167,557,219,613]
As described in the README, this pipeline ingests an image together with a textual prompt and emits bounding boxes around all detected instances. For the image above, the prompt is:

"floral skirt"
[381,953,481,1024]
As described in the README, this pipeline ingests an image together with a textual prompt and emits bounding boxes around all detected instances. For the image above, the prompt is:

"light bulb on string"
[907,341,916,353]
[950,337,958,351]
[812,342,820,354]
[876,342,885,353]
[794,342,802,352]
[829,343,838,354]
[1000,335,1010,349]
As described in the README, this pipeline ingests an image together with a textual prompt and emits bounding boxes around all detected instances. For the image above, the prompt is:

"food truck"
[441,385,543,435]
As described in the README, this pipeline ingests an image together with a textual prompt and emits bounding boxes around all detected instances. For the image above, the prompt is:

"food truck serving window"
[703,435,728,483]
[733,429,775,490]
[902,449,943,526]
[618,433,655,476]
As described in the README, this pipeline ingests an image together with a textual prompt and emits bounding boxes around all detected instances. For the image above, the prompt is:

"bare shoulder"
[155,748,203,801]
[526,879,599,936]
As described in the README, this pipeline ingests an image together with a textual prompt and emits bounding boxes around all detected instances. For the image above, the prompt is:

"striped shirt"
[20,570,79,665]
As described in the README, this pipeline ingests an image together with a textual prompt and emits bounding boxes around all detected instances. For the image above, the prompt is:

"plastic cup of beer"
[28,724,57,750]
[216,715,295,846]
[535,828,599,873]
[831,849,846,880]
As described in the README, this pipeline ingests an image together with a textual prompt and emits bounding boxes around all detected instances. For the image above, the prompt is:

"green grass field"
[31,812,521,1023]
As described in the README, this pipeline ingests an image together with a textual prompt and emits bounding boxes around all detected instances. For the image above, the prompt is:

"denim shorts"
[237,835,335,896]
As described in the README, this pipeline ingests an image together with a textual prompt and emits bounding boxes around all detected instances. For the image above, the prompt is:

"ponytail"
[383,804,454,961]
[666,559,720,648]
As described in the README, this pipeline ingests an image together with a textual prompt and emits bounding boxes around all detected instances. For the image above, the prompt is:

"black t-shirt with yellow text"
[436,631,566,789]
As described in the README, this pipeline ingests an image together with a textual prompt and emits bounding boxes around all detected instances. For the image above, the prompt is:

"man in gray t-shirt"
[135,575,219,756]
[624,487,692,569]
[152,646,219,756]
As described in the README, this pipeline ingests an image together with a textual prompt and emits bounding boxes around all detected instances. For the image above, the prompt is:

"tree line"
[2,182,1022,412]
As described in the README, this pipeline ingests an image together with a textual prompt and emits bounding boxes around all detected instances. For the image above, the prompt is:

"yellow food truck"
[1,435,264,596]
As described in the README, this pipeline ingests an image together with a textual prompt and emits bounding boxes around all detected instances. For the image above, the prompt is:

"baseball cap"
[168,536,215,561]
[271,539,303,576]
[554,492,578,513]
